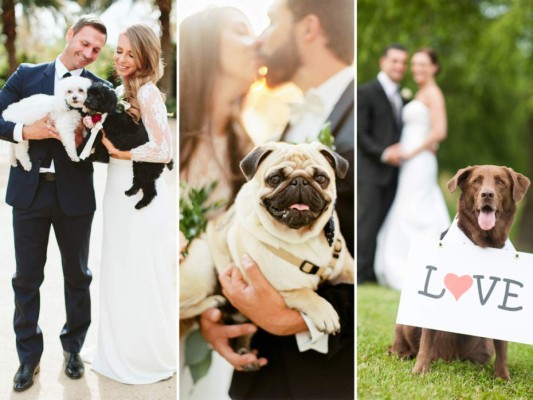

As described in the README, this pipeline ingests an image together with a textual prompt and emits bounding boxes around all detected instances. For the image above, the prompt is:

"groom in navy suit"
[0,15,107,392]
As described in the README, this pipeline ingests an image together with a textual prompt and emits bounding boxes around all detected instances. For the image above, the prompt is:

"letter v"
[473,275,501,305]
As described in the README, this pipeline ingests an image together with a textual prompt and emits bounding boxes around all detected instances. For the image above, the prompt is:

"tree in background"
[358,0,533,250]
[1,0,61,75]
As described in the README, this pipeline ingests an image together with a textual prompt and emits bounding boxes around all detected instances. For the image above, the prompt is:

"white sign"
[396,238,533,345]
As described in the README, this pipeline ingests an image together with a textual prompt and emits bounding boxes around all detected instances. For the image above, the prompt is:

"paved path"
[0,121,177,399]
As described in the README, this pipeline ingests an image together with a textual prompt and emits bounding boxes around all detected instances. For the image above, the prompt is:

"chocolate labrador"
[390,165,530,380]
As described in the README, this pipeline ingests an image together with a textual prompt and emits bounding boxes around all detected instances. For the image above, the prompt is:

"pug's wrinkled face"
[241,142,348,230]
[262,159,331,229]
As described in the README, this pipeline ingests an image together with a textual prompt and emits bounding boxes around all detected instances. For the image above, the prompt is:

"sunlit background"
[178,0,302,145]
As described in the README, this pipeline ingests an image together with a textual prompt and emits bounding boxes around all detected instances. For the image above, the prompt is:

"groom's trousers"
[12,177,93,365]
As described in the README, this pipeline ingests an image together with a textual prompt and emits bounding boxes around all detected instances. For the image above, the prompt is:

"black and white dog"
[80,82,173,209]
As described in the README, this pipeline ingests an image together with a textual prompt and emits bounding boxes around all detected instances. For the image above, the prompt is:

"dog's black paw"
[135,197,154,209]
[125,186,140,197]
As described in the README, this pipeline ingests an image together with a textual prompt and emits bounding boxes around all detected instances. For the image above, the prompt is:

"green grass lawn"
[357,284,533,399]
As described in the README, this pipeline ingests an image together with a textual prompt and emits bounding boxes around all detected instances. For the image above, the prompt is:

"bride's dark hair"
[179,7,252,200]
[415,48,441,75]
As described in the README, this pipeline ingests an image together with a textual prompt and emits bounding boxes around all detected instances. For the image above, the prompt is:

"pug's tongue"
[290,203,310,211]
[478,210,496,230]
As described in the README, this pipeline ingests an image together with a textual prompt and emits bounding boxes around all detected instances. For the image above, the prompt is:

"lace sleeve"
[130,83,172,163]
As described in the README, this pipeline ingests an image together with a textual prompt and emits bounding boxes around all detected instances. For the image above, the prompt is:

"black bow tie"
[62,72,72,79]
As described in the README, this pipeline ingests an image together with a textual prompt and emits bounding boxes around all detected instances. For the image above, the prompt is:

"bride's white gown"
[374,99,450,291]
[90,83,176,383]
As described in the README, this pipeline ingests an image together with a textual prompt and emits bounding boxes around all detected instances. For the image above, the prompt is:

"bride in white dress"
[91,25,176,383]
[375,48,450,291]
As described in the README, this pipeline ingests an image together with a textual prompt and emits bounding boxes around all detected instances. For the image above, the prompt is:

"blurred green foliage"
[179,181,226,256]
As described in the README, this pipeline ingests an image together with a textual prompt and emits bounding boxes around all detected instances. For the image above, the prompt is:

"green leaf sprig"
[179,181,226,256]
[318,121,336,150]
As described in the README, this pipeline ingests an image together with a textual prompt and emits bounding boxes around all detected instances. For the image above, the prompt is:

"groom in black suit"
[200,1,354,398]
[357,44,409,284]
[0,16,107,392]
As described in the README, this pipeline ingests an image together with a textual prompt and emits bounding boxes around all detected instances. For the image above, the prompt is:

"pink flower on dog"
[83,115,95,129]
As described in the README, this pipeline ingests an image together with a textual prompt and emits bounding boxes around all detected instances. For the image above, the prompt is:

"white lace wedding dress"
[90,83,177,383]
[374,99,450,291]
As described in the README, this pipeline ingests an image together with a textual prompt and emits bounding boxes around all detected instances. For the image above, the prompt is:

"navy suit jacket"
[357,79,402,186]
[0,62,105,216]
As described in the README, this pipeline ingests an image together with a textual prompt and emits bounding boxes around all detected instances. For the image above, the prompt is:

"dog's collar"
[261,237,343,282]
[324,216,335,247]
[64,100,81,111]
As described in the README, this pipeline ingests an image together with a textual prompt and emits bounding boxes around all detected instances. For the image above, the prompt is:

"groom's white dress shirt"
[284,66,354,144]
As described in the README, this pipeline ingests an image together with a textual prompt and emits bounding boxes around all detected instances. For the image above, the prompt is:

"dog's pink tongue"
[478,210,496,230]
[289,204,310,211]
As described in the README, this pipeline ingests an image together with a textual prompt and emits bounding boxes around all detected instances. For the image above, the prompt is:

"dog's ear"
[320,148,349,179]
[240,145,273,181]
[105,87,118,113]
[505,167,531,202]
[448,166,474,193]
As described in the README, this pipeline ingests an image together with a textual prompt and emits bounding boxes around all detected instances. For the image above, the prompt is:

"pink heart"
[444,274,473,301]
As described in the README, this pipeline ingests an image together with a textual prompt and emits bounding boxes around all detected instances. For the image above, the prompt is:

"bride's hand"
[100,131,118,155]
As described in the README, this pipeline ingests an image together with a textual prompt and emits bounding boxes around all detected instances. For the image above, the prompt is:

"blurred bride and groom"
[358,44,450,291]
[179,0,354,398]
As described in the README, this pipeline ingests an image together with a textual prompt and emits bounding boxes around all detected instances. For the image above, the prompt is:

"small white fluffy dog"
[2,76,92,171]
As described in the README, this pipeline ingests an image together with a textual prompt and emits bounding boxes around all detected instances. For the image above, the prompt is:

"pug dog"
[180,142,354,338]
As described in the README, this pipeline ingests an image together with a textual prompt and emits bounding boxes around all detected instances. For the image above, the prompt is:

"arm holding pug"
[219,256,308,336]
[199,308,268,371]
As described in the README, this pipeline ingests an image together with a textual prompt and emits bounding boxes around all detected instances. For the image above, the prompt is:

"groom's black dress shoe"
[64,352,85,379]
[13,363,40,392]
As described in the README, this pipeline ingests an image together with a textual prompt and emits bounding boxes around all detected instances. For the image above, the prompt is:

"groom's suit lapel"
[328,80,354,138]
[40,63,91,94]
[41,63,56,96]
[375,79,400,131]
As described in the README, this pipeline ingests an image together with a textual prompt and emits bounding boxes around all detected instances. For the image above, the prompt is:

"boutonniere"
[400,87,413,101]
[317,121,336,150]
[117,93,131,113]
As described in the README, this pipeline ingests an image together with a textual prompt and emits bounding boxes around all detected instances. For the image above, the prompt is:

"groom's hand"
[22,116,60,141]
[219,255,307,336]
[199,308,267,371]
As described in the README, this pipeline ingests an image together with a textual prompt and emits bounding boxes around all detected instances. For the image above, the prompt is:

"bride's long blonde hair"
[119,24,165,122]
